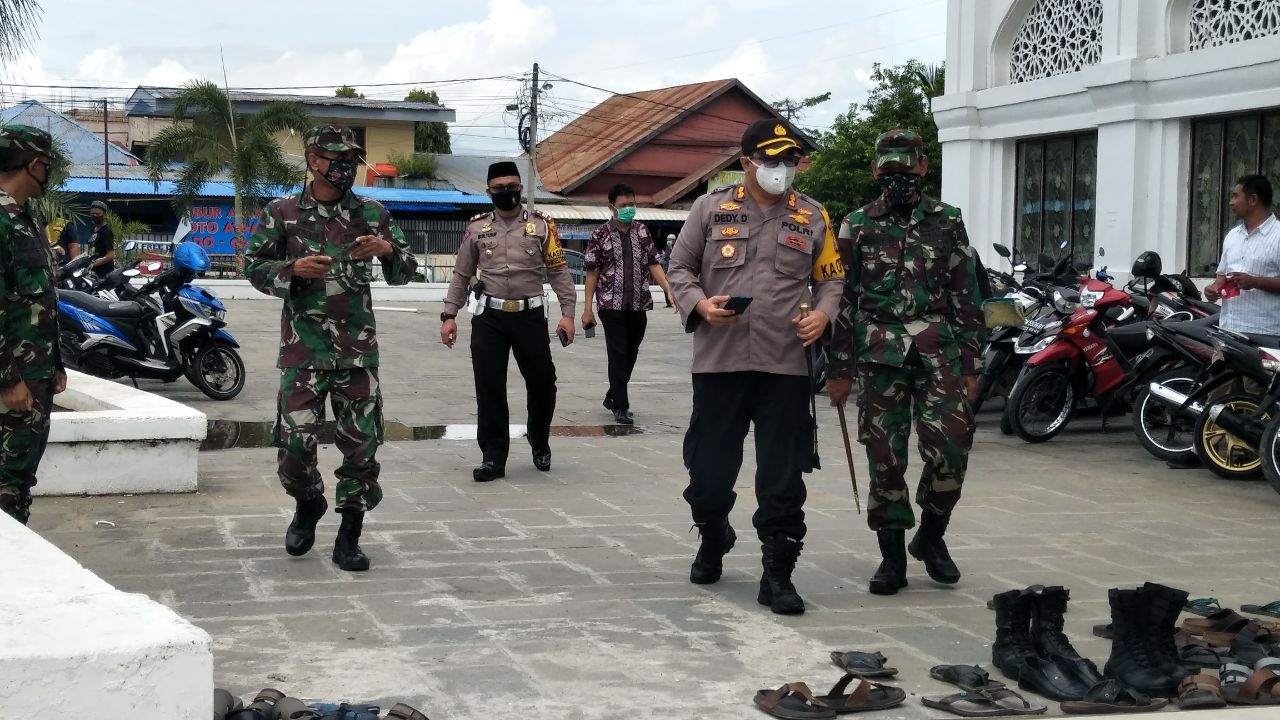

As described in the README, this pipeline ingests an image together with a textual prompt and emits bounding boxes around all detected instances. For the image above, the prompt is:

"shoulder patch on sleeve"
[469,210,491,222]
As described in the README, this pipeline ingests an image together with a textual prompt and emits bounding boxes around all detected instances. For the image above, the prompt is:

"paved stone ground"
[31,300,1280,719]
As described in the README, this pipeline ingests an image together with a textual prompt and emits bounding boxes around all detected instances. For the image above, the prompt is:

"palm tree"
[143,80,313,255]
[912,63,946,100]
[0,0,41,68]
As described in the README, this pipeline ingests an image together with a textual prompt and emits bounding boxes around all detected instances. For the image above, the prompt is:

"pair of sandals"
[752,652,906,718]
[1189,596,1280,621]
[1217,659,1280,705]
[926,665,1166,716]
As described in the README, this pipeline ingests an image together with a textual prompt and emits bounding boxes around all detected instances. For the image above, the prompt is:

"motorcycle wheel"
[1193,393,1267,480]
[188,341,246,401]
[1131,368,1199,463]
[1007,364,1077,443]
[1259,414,1280,495]
[1000,407,1014,435]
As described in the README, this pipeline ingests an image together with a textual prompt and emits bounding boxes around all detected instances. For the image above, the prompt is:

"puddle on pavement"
[202,419,654,450]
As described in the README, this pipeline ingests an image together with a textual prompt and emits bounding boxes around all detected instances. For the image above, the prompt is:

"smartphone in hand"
[584,322,596,339]
[723,296,753,315]
[557,327,570,347]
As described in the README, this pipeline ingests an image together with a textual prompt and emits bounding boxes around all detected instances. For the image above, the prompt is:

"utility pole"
[103,98,110,190]
[525,62,539,212]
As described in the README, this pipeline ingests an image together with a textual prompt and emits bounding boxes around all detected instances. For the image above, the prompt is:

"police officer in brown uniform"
[440,161,576,482]
[667,120,845,615]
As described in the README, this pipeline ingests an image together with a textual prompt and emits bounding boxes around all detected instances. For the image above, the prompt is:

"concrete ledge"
[39,370,206,495]
[181,279,666,304]
[0,514,212,718]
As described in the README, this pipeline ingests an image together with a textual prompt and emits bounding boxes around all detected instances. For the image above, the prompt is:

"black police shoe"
[532,447,552,472]
[603,394,615,411]
[613,409,634,425]
[473,461,505,482]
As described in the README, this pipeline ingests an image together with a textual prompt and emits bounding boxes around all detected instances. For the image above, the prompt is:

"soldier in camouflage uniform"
[0,125,66,526]
[246,125,418,571]
[826,129,985,596]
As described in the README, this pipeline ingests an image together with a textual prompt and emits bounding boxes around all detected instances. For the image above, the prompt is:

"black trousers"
[598,308,648,412]
[470,307,557,465]
[682,372,810,541]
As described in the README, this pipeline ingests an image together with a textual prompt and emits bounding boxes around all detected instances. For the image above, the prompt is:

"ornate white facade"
[938,0,1280,278]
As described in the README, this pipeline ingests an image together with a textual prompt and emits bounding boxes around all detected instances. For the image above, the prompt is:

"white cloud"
[374,0,555,82]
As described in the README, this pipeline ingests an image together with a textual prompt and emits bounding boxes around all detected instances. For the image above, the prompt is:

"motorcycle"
[1128,316,1218,464]
[57,241,246,401]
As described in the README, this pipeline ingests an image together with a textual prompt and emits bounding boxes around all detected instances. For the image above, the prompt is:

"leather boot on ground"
[689,519,736,585]
[332,508,371,572]
[869,529,908,595]
[285,494,327,557]
[757,533,805,615]
[907,510,960,584]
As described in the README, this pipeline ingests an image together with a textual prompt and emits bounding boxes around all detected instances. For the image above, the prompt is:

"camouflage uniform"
[828,131,985,532]
[246,127,418,513]
[0,125,61,525]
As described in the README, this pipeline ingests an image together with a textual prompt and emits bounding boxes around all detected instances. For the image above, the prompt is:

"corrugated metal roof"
[0,101,139,166]
[126,87,455,123]
[58,176,491,208]
[536,79,736,194]
[433,153,566,202]
[131,86,448,112]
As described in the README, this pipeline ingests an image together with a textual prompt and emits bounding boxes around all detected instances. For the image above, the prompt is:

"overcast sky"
[2,0,947,154]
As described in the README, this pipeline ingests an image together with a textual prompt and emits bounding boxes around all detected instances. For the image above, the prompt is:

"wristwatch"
[440,312,456,322]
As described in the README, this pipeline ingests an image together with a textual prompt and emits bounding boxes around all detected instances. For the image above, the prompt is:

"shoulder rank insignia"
[720,227,740,237]
[795,207,814,216]
[788,214,810,225]
[719,201,742,211]
[525,222,538,236]
[720,243,737,258]
[480,223,492,233]
[735,185,746,201]
[787,193,797,210]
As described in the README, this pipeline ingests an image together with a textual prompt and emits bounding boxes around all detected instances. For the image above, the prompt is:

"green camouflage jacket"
[246,185,418,369]
[0,191,60,387]
[828,194,985,379]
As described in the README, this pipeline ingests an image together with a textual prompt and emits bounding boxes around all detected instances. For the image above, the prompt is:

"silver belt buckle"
[501,299,520,312]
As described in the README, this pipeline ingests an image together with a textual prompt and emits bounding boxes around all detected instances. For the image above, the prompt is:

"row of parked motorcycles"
[54,241,245,400]
[977,241,1280,495]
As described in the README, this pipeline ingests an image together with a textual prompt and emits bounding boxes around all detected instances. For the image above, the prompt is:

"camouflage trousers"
[0,378,54,525]
[272,367,384,512]
[856,352,974,531]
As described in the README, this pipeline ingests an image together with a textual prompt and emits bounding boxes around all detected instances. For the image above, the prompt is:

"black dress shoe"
[532,447,552,471]
[473,461,505,482]
[602,395,614,411]
[613,409,634,425]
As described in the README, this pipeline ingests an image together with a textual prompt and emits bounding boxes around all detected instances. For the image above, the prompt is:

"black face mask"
[28,163,50,197]
[321,158,358,193]
[878,172,921,209]
[491,189,521,212]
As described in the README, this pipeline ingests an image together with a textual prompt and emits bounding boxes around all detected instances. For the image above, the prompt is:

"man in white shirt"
[1205,175,1280,336]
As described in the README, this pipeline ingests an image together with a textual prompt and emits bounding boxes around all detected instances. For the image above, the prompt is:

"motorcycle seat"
[57,289,144,319]
[1109,322,1153,356]
[1186,297,1220,315]
[1166,314,1218,344]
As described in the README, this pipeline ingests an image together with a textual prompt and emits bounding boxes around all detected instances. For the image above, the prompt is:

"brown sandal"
[812,673,906,713]
[1222,668,1280,705]
[754,683,836,719]
[1182,609,1280,635]
[1175,674,1227,710]
[1202,621,1278,647]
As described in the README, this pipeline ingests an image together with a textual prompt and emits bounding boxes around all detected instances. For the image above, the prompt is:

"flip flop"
[921,687,1047,717]
[386,703,430,720]
[1204,621,1278,647]
[986,585,1047,611]
[754,683,836,719]
[1231,623,1280,666]
[273,697,320,719]
[1221,668,1280,705]
[812,673,906,713]
[1178,643,1229,669]
[1175,674,1227,710]
[1184,597,1223,617]
[828,650,898,678]
[931,664,1002,690]
[1060,679,1168,714]
[1243,601,1280,619]
[1183,609,1280,636]
[1221,662,1253,688]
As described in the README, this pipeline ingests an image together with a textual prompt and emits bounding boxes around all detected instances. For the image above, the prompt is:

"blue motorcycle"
[57,242,246,400]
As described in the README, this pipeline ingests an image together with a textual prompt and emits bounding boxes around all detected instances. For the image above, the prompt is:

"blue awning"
[58,177,492,207]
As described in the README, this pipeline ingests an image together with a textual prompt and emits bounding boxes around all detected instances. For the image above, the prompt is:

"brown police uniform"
[444,207,576,471]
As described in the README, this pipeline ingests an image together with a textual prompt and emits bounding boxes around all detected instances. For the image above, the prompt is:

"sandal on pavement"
[386,703,430,720]
[1183,609,1280,636]
[1243,601,1280,619]
[1221,668,1280,705]
[1204,621,1277,647]
[1184,597,1222,617]
[1060,679,1168,714]
[1175,674,1227,710]
[921,687,1047,717]
[931,664,1003,690]
[1178,643,1229,669]
[986,585,1046,611]
[1221,662,1253,688]
[272,698,320,719]
[1231,623,1279,666]
[828,650,898,678]
[754,683,836,719]
[813,673,906,713]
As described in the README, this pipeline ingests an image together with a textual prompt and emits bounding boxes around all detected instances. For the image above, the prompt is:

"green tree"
[0,0,41,67]
[797,60,944,223]
[405,88,451,154]
[143,80,313,257]
[335,85,365,99]
[771,91,832,124]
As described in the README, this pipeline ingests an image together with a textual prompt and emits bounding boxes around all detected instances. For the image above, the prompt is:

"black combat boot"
[992,588,1038,681]
[757,533,805,615]
[1031,586,1102,685]
[284,495,327,557]
[907,510,961,584]
[689,519,736,585]
[332,509,370,572]
[868,529,908,595]
[1142,582,1192,681]
[1103,588,1178,695]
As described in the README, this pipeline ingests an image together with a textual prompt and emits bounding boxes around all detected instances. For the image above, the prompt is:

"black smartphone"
[723,296,753,314]
[557,327,570,346]
[584,322,596,339]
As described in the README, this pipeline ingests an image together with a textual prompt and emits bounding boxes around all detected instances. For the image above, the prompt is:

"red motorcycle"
[1005,274,1150,442]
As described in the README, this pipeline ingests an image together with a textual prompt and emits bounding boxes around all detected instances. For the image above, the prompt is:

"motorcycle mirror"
[993,243,1011,259]
[123,240,137,252]
[123,269,140,278]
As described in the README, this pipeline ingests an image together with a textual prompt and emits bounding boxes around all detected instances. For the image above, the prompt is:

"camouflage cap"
[304,124,362,153]
[0,124,54,157]
[875,128,924,169]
